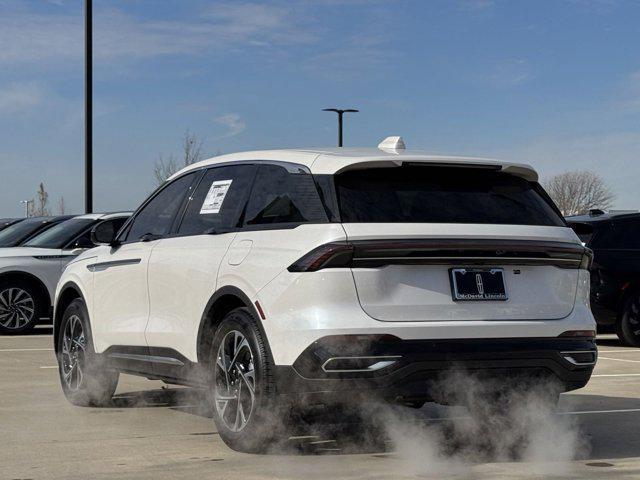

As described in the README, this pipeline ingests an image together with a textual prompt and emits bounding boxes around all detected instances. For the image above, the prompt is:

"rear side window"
[127,172,197,241]
[178,165,255,235]
[244,164,328,226]
[335,166,565,226]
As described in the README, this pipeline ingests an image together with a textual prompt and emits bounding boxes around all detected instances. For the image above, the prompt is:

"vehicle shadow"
[111,387,213,418]
[109,387,640,459]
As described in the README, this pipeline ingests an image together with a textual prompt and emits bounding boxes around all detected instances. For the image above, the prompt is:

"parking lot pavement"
[4,330,640,480]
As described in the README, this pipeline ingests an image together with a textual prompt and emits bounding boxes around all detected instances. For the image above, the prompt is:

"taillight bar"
[287,242,354,272]
[288,239,592,272]
[558,330,596,338]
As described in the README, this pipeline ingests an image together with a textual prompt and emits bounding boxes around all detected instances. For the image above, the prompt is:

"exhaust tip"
[322,355,401,373]
[560,350,597,366]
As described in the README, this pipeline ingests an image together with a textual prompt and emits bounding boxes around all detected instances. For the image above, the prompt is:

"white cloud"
[303,32,394,80]
[0,2,317,67]
[477,59,532,87]
[214,113,246,138]
[0,82,46,114]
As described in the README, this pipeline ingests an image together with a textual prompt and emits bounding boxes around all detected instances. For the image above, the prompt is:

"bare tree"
[543,170,615,216]
[58,196,66,215]
[28,183,50,217]
[153,130,205,185]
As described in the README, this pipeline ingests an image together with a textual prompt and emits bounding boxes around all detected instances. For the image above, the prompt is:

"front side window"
[244,164,328,226]
[335,166,565,226]
[178,165,255,235]
[127,172,197,242]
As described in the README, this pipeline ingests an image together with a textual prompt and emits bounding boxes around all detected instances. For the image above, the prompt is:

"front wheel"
[209,308,282,452]
[616,292,640,347]
[0,281,44,335]
[57,299,119,406]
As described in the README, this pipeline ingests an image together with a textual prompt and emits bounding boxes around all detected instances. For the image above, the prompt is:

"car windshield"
[23,218,96,249]
[334,166,566,226]
[0,218,53,247]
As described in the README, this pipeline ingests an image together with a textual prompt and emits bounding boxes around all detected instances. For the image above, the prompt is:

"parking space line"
[598,350,640,353]
[599,356,640,363]
[560,408,640,415]
[592,373,640,377]
[40,366,57,369]
[0,348,54,352]
[0,335,51,339]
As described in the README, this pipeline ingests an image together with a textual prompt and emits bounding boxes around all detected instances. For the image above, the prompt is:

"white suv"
[53,139,597,452]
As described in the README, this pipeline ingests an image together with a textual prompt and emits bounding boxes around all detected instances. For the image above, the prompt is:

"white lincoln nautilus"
[54,137,597,452]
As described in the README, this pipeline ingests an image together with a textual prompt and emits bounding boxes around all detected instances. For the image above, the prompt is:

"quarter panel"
[218,224,348,297]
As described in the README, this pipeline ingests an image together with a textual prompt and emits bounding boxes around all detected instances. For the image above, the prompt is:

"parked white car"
[54,138,596,452]
[0,212,130,334]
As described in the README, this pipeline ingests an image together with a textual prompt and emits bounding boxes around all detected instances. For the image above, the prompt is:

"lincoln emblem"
[476,273,484,295]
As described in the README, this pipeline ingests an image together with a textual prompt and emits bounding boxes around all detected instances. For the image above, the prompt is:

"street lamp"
[85,0,93,213]
[322,108,359,147]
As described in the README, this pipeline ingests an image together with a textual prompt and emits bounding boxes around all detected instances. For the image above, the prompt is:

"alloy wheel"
[61,315,86,391]
[214,330,256,432]
[0,287,35,330]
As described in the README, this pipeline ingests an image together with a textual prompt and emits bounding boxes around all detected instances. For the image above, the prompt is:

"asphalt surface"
[4,328,640,479]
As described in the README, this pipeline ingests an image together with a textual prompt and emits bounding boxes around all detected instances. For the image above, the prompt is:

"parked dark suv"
[567,210,640,346]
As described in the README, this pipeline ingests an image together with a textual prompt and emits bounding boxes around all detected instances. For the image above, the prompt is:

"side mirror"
[90,221,120,247]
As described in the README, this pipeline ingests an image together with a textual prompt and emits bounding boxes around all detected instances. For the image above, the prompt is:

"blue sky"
[1,0,639,216]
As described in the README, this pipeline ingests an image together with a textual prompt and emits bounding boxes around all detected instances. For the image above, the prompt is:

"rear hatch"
[333,164,586,322]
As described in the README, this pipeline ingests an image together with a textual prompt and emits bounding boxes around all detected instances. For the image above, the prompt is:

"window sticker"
[200,179,233,214]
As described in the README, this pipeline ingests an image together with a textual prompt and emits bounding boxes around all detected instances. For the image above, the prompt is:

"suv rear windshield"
[334,166,565,226]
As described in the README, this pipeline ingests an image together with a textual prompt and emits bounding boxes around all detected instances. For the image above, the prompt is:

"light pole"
[85,0,93,213]
[322,108,359,147]
[20,200,32,218]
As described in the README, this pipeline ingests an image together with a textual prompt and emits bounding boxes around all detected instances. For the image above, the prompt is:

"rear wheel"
[616,292,640,347]
[0,280,44,335]
[57,299,119,406]
[209,308,282,452]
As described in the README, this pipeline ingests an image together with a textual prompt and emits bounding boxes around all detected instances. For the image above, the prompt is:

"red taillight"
[288,242,354,272]
[558,330,596,338]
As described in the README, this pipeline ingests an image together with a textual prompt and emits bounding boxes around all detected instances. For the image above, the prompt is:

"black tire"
[616,292,640,347]
[57,298,119,406]
[208,307,282,453]
[0,279,45,335]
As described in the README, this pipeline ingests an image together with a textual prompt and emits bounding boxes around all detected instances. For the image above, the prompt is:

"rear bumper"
[274,336,596,403]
